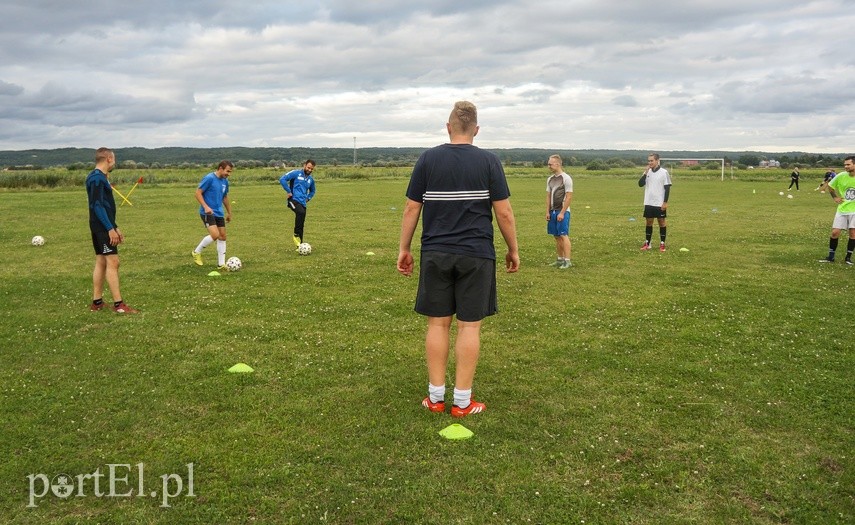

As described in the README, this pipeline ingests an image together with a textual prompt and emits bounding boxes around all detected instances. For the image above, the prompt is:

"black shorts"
[643,205,667,219]
[200,214,226,228]
[90,228,118,255]
[415,251,497,322]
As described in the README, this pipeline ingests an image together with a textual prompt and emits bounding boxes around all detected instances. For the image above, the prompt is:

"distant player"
[545,154,573,268]
[86,147,139,313]
[191,160,234,269]
[819,156,855,265]
[788,165,800,191]
[280,160,317,249]
[816,169,835,192]
[638,153,672,252]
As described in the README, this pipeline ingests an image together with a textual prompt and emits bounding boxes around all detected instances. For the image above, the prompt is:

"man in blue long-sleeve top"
[86,147,138,314]
[279,160,316,248]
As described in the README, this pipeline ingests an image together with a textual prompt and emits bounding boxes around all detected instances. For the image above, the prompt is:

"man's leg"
[846,228,855,263]
[425,316,452,387]
[216,226,227,267]
[293,203,307,242]
[559,235,571,260]
[453,320,482,391]
[93,255,107,301]
[105,254,122,303]
[643,218,654,248]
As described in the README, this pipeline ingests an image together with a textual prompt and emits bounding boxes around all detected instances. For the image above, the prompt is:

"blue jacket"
[86,169,116,231]
[279,169,316,206]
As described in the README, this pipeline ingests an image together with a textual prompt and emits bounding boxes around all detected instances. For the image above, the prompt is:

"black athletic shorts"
[643,205,667,219]
[90,228,118,255]
[415,251,497,322]
[200,214,226,228]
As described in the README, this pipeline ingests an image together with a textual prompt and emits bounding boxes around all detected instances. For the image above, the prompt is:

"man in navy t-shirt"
[398,101,520,418]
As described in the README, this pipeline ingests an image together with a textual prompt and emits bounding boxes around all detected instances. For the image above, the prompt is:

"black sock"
[829,237,839,259]
[114,300,123,307]
[847,239,855,259]
[659,227,667,243]
[645,226,653,243]
[92,298,103,306]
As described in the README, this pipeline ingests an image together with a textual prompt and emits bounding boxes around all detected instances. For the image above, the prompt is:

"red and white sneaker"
[640,242,651,251]
[89,302,105,312]
[659,242,666,252]
[451,399,486,418]
[422,397,445,413]
[113,302,140,314]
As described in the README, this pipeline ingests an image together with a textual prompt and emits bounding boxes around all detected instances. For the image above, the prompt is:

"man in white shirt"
[638,153,672,252]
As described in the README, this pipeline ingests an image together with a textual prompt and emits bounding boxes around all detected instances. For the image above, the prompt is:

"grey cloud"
[612,95,638,107]
[0,1,853,151]
[713,75,855,114]
[0,80,24,96]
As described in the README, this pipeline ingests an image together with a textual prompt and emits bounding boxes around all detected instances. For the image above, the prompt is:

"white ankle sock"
[428,383,445,404]
[453,388,471,409]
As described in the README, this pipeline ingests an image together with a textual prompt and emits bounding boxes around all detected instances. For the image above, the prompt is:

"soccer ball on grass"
[225,256,242,272]
[31,235,45,246]
[298,242,312,256]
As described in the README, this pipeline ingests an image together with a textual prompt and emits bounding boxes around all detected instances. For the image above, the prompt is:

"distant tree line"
[1,147,849,171]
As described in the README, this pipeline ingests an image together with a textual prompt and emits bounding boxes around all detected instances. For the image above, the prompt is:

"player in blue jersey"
[398,101,520,418]
[279,160,316,248]
[191,161,234,269]
[86,147,138,313]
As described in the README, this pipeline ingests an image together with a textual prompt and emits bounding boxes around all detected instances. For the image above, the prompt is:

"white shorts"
[832,212,855,230]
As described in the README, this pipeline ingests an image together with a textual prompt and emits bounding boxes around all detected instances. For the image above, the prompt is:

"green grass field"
[0,171,852,524]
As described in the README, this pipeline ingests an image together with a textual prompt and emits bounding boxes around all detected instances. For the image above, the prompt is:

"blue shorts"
[415,251,497,322]
[547,209,570,236]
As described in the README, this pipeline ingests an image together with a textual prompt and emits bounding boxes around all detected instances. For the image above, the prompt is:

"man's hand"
[397,250,414,276]
[505,251,520,273]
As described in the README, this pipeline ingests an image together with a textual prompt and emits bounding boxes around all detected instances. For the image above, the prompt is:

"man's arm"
[223,195,232,222]
[397,198,422,276]
[638,170,648,187]
[493,198,519,273]
[662,184,671,210]
[195,188,213,215]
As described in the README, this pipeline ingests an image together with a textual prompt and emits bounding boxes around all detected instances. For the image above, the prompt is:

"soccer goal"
[660,158,728,181]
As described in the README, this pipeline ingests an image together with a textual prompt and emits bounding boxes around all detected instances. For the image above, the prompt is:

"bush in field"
[586,159,610,171]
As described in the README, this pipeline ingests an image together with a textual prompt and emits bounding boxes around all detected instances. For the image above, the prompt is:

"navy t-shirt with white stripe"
[406,143,510,260]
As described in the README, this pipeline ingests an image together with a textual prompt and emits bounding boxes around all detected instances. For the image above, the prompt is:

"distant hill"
[0,146,846,169]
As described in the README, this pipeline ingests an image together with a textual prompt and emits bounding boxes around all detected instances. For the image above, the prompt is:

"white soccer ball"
[31,235,45,246]
[298,242,312,256]
[787,194,794,199]
[225,256,242,272]
[779,191,785,196]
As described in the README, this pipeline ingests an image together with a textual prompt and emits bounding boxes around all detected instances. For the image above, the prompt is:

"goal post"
[660,158,727,181]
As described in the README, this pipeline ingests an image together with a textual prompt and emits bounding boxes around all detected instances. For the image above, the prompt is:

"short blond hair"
[448,101,478,134]
[549,154,562,166]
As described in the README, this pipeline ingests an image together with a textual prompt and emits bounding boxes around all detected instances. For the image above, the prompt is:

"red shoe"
[422,397,445,413]
[451,399,485,418]
[89,302,105,312]
[640,242,651,251]
[659,242,666,252]
[113,302,140,314]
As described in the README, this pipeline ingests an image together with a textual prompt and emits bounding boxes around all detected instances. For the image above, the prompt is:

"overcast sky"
[1,1,853,153]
